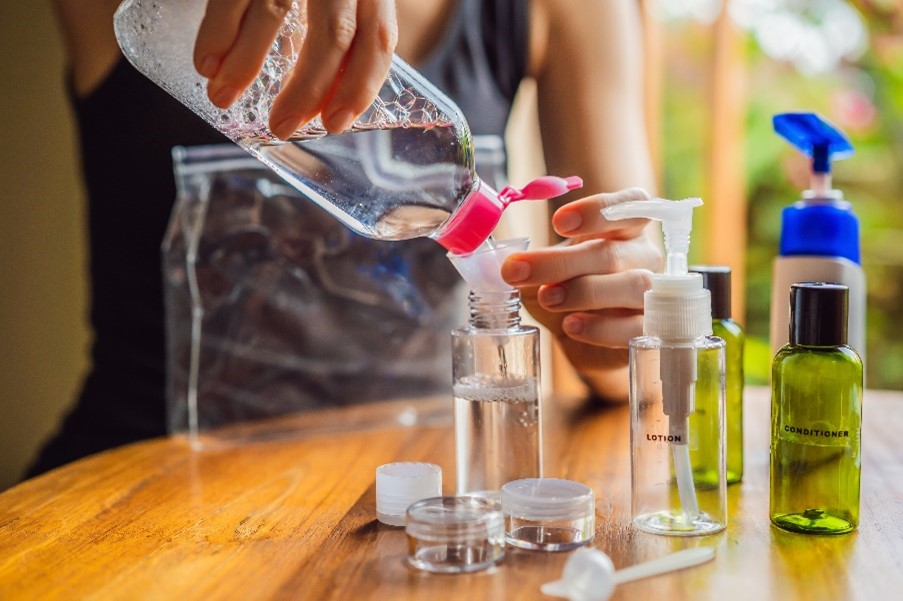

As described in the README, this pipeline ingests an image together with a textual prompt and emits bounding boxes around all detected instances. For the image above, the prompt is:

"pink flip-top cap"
[435,175,583,255]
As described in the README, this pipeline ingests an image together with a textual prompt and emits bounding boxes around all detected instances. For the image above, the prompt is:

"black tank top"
[27,0,529,476]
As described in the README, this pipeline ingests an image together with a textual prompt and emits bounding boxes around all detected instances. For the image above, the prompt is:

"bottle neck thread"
[468,290,522,329]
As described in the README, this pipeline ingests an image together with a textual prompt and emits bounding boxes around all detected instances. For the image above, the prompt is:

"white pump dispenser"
[604,198,711,344]
[603,198,726,536]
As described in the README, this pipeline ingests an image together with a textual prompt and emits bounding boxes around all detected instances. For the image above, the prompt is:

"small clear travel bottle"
[691,266,745,484]
[630,335,726,535]
[448,239,542,495]
[605,198,727,536]
[770,282,862,534]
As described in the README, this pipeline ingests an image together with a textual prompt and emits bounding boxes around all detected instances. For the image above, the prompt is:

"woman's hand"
[500,187,663,402]
[193,0,398,137]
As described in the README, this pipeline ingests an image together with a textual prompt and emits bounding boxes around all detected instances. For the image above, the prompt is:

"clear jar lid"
[375,462,442,526]
[405,496,505,544]
[501,478,595,521]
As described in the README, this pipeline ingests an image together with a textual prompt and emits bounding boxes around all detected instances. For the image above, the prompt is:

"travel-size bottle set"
[373,113,864,592]
[613,112,865,540]
[115,0,864,587]
[613,112,865,539]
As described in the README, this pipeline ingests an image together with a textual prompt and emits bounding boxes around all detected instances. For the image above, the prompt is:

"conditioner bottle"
[770,282,862,534]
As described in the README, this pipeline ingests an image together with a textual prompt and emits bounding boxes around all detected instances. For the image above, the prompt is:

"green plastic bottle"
[770,282,862,534]
[692,266,745,484]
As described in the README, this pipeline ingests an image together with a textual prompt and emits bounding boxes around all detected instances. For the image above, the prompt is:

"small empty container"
[405,496,505,573]
[375,462,442,526]
[501,478,595,551]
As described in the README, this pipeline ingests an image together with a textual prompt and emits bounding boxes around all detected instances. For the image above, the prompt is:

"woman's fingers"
[197,0,295,108]
[270,0,397,137]
[561,311,645,349]
[552,187,651,239]
[503,187,665,351]
[319,0,397,132]
[195,1,396,137]
[501,234,661,287]
[536,269,652,312]
[194,0,250,79]
[269,0,362,137]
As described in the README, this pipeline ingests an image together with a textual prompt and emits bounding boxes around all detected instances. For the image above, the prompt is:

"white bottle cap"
[375,462,442,526]
[644,274,712,340]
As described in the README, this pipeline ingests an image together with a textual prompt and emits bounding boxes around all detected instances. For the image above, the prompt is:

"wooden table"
[1,387,902,600]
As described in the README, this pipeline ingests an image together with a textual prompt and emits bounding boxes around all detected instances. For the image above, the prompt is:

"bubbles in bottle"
[453,373,539,405]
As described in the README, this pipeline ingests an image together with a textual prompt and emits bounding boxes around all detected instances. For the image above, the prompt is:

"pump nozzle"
[603,197,702,276]
[773,112,854,198]
[601,196,710,343]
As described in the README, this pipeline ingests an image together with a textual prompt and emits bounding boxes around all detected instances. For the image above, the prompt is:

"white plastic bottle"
[769,113,866,366]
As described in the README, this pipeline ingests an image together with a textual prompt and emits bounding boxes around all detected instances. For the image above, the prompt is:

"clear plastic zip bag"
[164,143,515,447]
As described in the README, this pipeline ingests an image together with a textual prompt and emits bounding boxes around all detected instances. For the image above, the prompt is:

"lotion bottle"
[604,198,726,536]
[770,112,866,367]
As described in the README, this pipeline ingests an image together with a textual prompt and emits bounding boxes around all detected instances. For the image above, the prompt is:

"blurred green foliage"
[659,6,903,389]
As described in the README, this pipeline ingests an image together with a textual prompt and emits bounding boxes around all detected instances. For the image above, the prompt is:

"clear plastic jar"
[500,478,595,551]
[405,496,505,573]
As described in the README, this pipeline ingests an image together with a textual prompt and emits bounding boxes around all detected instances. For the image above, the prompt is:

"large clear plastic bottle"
[113,0,579,254]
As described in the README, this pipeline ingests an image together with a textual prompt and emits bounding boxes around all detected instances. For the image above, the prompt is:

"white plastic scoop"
[541,547,716,601]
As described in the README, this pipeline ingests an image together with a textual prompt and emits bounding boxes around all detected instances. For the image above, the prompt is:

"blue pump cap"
[779,201,860,264]
[773,112,853,173]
